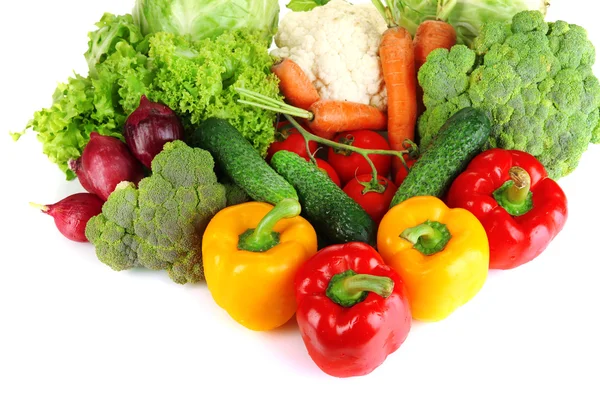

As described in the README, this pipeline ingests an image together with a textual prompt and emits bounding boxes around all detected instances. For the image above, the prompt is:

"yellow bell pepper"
[377,196,489,322]
[202,198,318,331]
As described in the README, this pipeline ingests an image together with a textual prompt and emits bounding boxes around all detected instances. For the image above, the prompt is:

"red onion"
[123,95,184,168]
[30,193,104,242]
[69,132,145,201]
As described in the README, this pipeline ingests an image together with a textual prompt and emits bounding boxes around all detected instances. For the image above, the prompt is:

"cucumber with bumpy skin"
[390,107,491,207]
[270,150,376,246]
[192,117,297,205]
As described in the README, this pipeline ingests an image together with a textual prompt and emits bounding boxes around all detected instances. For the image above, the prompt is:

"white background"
[1,1,599,399]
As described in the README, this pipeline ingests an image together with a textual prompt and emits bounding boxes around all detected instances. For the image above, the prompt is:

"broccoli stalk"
[85,141,227,284]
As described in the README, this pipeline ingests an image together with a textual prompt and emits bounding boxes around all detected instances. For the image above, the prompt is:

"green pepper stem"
[507,166,531,204]
[238,198,301,253]
[400,220,452,256]
[326,270,395,308]
[492,166,534,217]
[402,223,440,245]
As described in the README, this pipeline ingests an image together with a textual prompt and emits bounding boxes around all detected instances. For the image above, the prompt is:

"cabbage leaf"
[132,0,280,42]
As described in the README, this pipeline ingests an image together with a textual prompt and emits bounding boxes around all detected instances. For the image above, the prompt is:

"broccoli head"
[417,10,600,179]
[85,141,226,284]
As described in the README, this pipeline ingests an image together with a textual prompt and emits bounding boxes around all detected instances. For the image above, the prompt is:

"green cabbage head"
[132,0,280,42]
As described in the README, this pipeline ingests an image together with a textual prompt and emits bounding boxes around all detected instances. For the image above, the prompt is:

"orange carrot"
[236,88,386,141]
[306,100,387,140]
[414,20,456,70]
[413,20,457,115]
[379,26,417,173]
[271,58,320,110]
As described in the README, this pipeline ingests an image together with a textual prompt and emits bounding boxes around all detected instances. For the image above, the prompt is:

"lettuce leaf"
[14,13,279,179]
[148,30,281,156]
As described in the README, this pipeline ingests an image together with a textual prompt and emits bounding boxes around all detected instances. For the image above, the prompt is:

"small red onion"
[30,193,104,242]
[124,95,184,168]
[69,132,145,201]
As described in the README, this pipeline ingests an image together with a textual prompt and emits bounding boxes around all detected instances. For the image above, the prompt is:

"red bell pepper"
[294,242,411,378]
[447,149,568,270]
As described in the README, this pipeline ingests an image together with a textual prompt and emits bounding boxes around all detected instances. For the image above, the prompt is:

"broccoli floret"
[417,45,475,146]
[85,141,226,284]
[418,10,600,179]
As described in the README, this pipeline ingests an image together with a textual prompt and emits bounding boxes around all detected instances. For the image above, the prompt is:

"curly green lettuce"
[13,13,280,179]
[85,141,226,284]
[11,14,148,179]
[148,30,281,155]
[417,10,600,179]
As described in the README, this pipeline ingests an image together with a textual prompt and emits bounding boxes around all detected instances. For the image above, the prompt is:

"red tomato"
[267,121,317,162]
[327,130,391,185]
[315,159,342,187]
[394,157,418,187]
[343,174,397,224]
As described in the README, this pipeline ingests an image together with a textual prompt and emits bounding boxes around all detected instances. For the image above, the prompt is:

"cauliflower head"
[85,141,226,284]
[418,10,600,179]
[272,0,388,110]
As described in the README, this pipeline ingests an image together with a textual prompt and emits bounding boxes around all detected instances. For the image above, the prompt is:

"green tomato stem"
[237,198,301,253]
[283,114,408,181]
[359,175,387,195]
[235,87,416,181]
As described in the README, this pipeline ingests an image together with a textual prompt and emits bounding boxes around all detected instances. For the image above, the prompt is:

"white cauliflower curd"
[272,0,389,111]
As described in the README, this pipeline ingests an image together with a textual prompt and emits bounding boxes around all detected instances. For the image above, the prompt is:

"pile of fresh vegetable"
[17,0,598,379]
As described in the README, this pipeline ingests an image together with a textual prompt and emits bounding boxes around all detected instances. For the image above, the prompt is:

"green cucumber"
[192,118,297,205]
[390,107,491,207]
[270,150,376,246]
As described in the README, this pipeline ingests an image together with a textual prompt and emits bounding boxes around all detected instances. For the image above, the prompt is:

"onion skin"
[30,193,104,242]
[69,132,145,201]
[124,95,184,168]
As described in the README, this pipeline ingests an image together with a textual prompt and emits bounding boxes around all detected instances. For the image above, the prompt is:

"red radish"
[69,132,145,201]
[124,95,184,168]
[315,159,341,187]
[30,193,104,242]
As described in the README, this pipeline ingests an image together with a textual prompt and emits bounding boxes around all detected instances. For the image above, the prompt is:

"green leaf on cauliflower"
[286,0,330,12]
[86,141,226,285]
